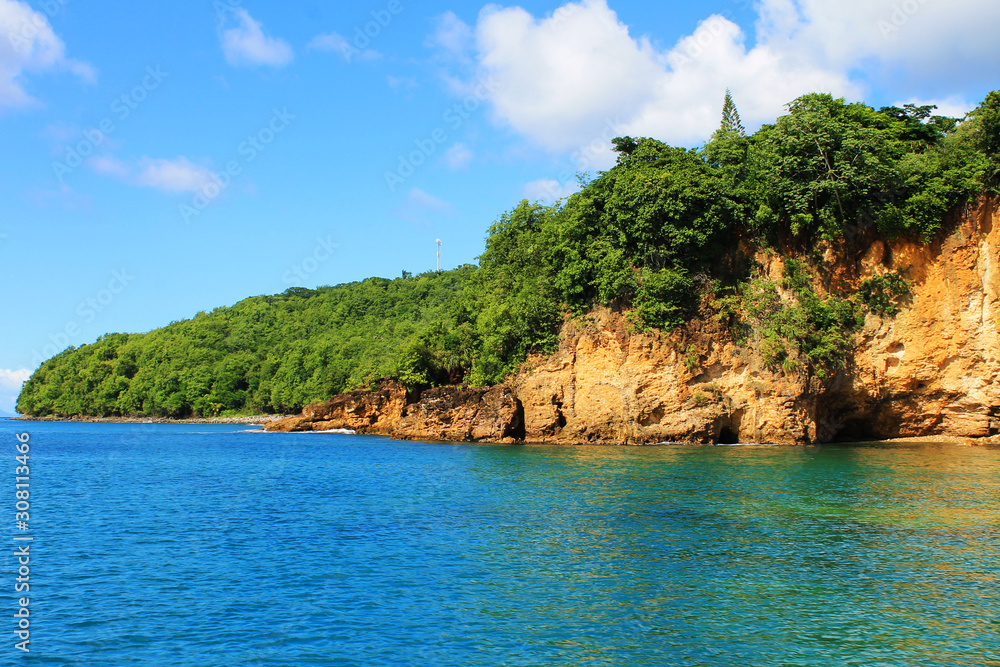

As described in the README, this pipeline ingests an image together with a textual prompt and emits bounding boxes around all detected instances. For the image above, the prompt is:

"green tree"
[721,88,745,136]
[756,93,905,240]
[968,90,1000,190]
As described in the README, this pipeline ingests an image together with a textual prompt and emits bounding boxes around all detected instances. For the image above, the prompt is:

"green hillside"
[18,91,1000,418]
[17,269,475,417]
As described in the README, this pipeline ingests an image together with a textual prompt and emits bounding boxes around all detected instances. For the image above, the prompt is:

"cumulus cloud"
[0,368,30,414]
[0,368,29,387]
[464,0,854,152]
[0,0,94,109]
[756,0,1000,77]
[524,178,580,202]
[438,0,1000,155]
[443,143,474,170]
[90,156,215,193]
[220,8,293,68]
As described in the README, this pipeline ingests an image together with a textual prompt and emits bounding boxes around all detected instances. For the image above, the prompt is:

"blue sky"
[0,0,998,413]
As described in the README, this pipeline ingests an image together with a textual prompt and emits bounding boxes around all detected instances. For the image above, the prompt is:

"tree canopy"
[18,90,1000,416]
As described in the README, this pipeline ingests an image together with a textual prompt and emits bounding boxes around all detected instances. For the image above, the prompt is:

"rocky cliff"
[267,380,524,442]
[269,198,1000,444]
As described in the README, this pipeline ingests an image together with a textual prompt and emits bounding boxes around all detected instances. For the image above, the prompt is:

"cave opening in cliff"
[717,427,739,445]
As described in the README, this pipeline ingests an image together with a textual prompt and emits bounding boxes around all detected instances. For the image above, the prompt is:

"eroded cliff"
[269,198,1000,444]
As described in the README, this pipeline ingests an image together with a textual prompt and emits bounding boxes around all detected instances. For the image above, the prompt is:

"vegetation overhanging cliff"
[18,90,1000,443]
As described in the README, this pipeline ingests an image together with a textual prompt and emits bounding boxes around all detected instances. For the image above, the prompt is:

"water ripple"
[2,422,998,665]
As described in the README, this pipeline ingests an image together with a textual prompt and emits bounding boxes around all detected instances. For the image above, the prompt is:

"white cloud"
[220,8,293,68]
[0,0,94,109]
[90,156,215,193]
[466,1,854,151]
[442,0,1000,154]
[443,143,474,170]
[757,0,1000,77]
[408,188,456,215]
[0,368,29,388]
[616,14,856,148]
[88,155,131,179]
[134,157,215,192]
[388,75,418,92]
[429,11,474,55]
[524,178,580,202]
[308,32,380,62]
[395,188,457,227]
[0,368,30,414]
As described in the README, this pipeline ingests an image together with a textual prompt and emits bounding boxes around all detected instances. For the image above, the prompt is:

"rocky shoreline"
[263,199,1000,448]
[262,379,1000,447]
[10,406,999,446]
[16,199,1000,449]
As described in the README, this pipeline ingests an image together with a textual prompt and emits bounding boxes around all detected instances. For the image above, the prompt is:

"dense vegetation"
[18,91,1000,417]
[18,270,474,417]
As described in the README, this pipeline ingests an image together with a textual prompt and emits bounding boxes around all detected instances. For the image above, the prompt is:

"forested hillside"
[17,269,475,417]
[18,90,1000,418]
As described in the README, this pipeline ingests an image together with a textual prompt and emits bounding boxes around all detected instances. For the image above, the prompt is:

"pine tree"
[720,89,745,136]
[704,89,749,174]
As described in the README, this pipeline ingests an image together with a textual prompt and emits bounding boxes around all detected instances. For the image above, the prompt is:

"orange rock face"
[271,199,1000,445]
[267,379,412,433]
[266,380,524,443]
[847,198,1000,439]
[514,198,1000,444]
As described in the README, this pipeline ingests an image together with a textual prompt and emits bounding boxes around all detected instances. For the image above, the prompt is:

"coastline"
[10,415,999,446]
[14,415,290,425]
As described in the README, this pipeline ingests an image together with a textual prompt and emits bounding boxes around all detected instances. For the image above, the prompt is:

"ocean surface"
[2,420,998,666]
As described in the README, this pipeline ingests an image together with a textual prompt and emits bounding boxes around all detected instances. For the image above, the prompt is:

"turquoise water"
[2,421,999,666]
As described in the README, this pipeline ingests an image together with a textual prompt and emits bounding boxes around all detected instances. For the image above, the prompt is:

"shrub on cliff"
[858,271,912,316]
[714,260,861,378]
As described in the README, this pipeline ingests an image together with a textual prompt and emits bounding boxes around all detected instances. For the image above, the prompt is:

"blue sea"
[2,421,998,666]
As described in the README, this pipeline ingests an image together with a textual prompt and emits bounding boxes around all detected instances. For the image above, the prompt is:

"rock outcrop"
[513,198,999,444]
[266,380,524,443]
[270,198,1000,445]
